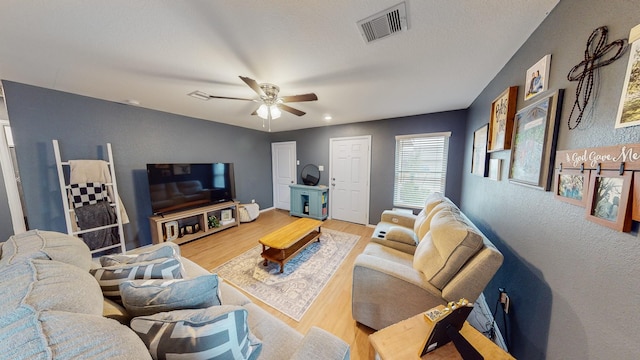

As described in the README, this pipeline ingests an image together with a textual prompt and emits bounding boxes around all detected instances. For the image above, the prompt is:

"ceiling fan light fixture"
[257,104,281,120]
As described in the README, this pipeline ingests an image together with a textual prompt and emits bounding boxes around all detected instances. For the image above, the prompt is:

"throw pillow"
[0,230,91,270]
[0,258,103,317]
[413,209,484,289]
[100,244,179,267]
[90,257,183,299]
[130,305,262,360]
[120,274,222,317]
[0,306,151,360]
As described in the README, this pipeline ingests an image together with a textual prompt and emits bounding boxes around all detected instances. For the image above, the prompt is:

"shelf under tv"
[149,201,240,245]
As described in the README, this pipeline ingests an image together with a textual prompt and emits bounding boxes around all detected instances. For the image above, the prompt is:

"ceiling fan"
[189,76,318,131]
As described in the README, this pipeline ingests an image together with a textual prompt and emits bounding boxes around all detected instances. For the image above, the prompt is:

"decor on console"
[509,90,564,190]
[616,23,640,129]
[212,228,359,321]
[525,54,551,101]
[471,124,489,177]
[488,86,517,152]
[567,26,628,130]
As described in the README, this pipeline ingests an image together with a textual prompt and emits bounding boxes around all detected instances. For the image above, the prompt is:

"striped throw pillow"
[131,306,262,360]
[90,257,182,298]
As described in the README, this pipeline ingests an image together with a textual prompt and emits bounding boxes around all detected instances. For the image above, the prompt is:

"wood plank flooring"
[179,209,376,360]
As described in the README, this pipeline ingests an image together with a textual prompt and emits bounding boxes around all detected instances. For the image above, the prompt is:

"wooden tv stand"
[149,201,240,245]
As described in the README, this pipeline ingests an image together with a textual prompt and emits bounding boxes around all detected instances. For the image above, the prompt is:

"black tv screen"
[146,163,236,215]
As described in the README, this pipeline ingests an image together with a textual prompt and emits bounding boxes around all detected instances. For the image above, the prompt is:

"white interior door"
[272,141,296,210]
[329,136,371,225]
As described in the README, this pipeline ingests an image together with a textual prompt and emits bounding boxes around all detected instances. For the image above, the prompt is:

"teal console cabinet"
[289,184,328,220]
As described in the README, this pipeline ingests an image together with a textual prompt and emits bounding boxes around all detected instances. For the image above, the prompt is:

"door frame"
[329,135,372,225]
[271,141,297,210]
[0,119,26,234]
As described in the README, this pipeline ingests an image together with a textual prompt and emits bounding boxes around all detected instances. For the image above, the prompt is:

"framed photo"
[615,24,640,128]
[489,159,502,181]
[509,89,564,190]
[554,169,590,207]
[488,86,518,152]
[471,124,489,176]
[585,170,632,232]
[524,54,551,101]
[221,209,232,221]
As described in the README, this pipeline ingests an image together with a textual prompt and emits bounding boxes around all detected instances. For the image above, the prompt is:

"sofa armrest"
[352,252,444,330]
[290,327,350,360]
[380,210,417,228]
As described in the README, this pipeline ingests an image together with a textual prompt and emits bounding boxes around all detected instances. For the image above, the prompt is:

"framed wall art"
[471,124,489,176]
[488,86,518,152]
[509,89,564,190]
[489,159,502,181]
[524,54,551,101]
[585,170,632,232]
[554,169,590,207]
[615,24,640,128]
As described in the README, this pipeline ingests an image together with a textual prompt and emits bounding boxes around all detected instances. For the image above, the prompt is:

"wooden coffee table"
[259,218,323,273]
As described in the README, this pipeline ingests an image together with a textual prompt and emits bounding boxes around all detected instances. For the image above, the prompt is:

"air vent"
[357,2,408,43]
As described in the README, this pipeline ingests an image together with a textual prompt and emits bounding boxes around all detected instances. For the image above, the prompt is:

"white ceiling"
[0,0,559,132]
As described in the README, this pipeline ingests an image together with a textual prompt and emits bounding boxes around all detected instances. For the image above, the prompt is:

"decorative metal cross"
[566,26,627,130]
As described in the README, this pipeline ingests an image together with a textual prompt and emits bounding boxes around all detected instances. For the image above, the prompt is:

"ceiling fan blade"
[207,95,254,101]
[280,93,318,103]
[239,76,265,97]
[279,104,306,116]
[250,107,259,116]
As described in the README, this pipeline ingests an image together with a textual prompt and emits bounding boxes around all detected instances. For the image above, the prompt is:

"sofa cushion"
[0,230,91,271]
[413,209,484,289]
[0,306,151,360]
[423,192,447,214]
[130,305,262,360]
[100,244,179,267]
[120,274,222,317]
[90,257,183,299]
[0,258,103,317]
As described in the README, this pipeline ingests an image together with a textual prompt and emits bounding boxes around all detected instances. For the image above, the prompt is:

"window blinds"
[393,132,450,208]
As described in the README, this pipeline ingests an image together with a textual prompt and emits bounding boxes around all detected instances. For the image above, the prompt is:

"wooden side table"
[369,313,515,359]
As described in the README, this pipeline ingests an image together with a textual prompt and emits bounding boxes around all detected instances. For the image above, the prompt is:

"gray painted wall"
[462,0,640,358]
[269,110,468,222]
[2,81,273,249]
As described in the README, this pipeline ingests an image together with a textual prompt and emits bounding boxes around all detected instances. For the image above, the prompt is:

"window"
[394,132,450,208]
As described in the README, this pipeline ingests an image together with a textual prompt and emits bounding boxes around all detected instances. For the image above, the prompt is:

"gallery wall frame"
[585,170,633,231]
[489,159,502,181]
[524,54,551,101]
[488,86,518,152]
[471,124,489,177]
[509,89,564,190]
[554,168,590,207]
[615,23,640,129]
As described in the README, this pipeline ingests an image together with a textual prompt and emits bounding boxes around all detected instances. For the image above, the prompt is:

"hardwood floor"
[179,209,377,360]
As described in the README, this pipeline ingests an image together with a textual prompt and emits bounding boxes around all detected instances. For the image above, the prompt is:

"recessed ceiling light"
[323,115,333,121]
[124,99,140,106]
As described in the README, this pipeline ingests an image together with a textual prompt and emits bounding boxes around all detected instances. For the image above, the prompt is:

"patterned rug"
[212,228,360,321]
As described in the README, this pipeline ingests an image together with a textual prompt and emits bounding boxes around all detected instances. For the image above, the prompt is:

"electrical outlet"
[499,289,510,314]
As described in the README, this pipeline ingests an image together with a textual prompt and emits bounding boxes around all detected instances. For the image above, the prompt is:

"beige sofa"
[0,230,350,360]
[352,193,503,330]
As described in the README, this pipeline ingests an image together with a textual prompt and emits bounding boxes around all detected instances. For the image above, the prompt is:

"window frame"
[393,131,451,209]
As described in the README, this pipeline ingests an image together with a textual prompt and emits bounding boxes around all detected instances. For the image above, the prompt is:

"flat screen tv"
[146,163,236,215]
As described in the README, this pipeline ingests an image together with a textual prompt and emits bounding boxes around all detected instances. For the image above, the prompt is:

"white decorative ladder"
[52,139,126,255]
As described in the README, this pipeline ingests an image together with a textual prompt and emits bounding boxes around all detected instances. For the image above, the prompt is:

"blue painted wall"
[270,110,468,222]
[2,81,273,249]
[461,0,640,358]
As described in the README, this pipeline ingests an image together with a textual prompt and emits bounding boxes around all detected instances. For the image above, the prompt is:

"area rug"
[211,228,360,321]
